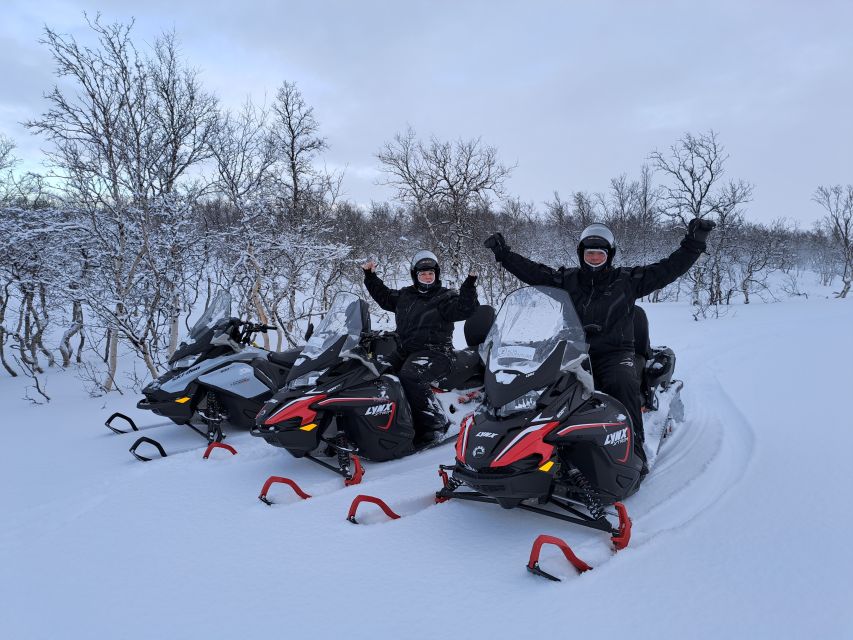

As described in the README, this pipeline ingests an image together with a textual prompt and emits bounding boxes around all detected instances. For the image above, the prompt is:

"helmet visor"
[583,248,608,267]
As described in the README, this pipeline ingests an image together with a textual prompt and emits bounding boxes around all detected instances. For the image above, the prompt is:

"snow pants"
[591,350,647,465]
[398,350,452,438]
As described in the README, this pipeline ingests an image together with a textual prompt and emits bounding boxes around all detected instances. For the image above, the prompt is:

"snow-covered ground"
[2,279,852,639]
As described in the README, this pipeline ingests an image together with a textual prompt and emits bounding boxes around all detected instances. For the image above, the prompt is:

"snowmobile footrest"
[202,442,238,459]
[106,412,138,434]
[346,495,401,524]
[610,502,632,550]
[129,436,167,461]
[527,534,592,581]
[258,476,311,505]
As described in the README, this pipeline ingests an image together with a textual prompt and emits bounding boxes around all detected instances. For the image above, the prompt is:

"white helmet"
[410,250,440,290]
[577,223,616,270]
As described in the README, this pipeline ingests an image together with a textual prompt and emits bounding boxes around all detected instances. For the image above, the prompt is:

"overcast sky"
[2,1,851,225]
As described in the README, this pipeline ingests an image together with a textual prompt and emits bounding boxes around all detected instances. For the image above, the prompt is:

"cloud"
[1,0,851,224]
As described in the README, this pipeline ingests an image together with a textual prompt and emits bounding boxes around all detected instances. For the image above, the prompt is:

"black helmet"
[410,250,440,291]
[577,223,616,271]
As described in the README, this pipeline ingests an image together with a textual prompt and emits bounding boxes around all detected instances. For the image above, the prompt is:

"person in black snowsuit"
[363,251,480,445]
[484,219,715,471]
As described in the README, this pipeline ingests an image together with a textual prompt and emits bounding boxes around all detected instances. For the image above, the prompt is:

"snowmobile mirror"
[304,322,315,341]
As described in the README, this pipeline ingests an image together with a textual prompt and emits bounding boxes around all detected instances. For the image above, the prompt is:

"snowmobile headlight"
[171,354,199,371]
[497,387,546,418]
[288,368,328,390]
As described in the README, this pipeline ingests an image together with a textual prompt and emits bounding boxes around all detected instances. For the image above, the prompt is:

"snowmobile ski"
[104,412,173,435]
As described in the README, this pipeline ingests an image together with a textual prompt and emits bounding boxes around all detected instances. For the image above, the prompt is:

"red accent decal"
[344,455,364,486]
[527,534,592,576]
[611,502,632,550]
[316,396,388,406]
[617,424,632,464]
[202,442,237,459]
[456,413,475,463]
[258,476,312,504]
[556,421,625,436]
[346,494,401,523]
[381,402,397,431]
[265,393,328,426]
[490,422,558,469]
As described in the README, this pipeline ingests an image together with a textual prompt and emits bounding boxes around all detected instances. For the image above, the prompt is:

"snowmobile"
[105,292,300,461]
[435,285,682,542]
[250,291,495,485]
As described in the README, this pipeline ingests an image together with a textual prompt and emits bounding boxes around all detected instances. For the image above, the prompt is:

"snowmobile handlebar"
[231,320,278,345]
[239,321,277,333]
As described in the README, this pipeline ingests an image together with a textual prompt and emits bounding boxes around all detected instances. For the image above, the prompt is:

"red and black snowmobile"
[436,285,681,539]
[250,291,495,486]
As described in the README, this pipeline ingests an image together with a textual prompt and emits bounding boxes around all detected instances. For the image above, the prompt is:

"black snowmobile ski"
[104,412,174,435]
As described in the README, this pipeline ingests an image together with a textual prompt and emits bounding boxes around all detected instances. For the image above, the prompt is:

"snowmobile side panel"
[329,381,415,461]
[197,362,270,399]
[157,348,266,395]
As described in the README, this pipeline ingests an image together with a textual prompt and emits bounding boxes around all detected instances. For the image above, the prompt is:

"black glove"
[483,232,509,255]
[687,218,716,243]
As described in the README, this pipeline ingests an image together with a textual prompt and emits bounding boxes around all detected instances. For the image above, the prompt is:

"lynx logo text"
[365,403,393,416]
[604,428,628,446]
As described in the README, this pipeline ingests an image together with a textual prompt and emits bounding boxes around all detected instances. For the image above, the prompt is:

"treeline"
[0,16,851,399]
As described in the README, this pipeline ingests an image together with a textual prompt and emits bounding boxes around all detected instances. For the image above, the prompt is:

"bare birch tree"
[376,127,513,280]
[813,184,853,298]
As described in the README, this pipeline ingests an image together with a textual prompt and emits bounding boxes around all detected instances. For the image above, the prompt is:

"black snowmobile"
[251,291,495,486]
[105,292,300,461]
[436,286,681,542]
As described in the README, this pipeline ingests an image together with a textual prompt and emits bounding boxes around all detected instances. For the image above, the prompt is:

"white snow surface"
[2,289,853,639]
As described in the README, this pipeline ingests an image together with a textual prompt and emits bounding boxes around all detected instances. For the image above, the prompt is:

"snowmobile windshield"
[482,286,587,376]
[300,292,365,362]
[188,292,232,341]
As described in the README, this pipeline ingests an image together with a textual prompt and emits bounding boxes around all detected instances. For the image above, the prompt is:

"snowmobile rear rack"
[346,495,401,524]
[527,534,592,580]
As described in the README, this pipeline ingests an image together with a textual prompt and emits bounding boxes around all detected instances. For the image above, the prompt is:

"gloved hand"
[687,218,717,243]
[483,232,509,255]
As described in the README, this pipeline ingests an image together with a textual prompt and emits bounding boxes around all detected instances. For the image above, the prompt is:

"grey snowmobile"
[104,292,299,461]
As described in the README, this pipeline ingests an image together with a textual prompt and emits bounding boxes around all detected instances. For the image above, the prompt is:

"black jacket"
[495,236,705,356]
[363,271,479,354]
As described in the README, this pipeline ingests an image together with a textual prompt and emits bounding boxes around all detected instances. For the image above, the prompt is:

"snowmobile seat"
[633,306,652,360]
[438,348,483,390]
[268,348,301,368]
[464,304,496,347]
[252,356,293,392]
